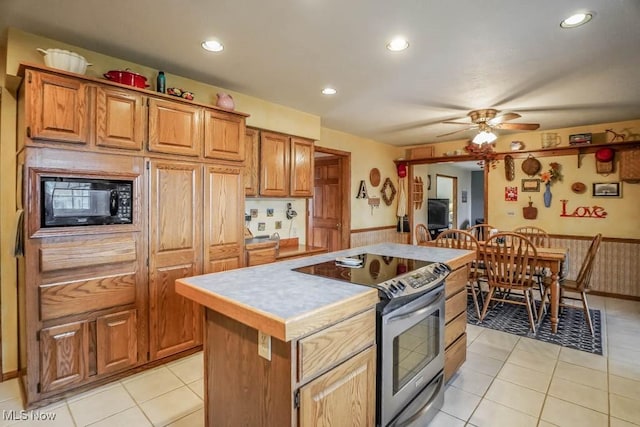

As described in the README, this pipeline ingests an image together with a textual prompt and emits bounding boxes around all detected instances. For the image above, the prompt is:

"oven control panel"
[382,262,451,298]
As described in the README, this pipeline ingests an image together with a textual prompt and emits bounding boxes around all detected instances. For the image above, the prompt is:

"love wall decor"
[559,199,608,219]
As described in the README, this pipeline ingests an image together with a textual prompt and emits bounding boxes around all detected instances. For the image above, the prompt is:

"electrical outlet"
[258,331,271,361]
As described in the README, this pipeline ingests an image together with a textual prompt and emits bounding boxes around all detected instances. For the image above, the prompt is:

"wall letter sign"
[560,199,607,218]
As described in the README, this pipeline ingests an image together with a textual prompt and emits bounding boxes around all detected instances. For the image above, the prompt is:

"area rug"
[466,296,603,355]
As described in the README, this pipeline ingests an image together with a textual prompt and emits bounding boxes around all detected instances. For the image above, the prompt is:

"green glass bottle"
[156,71,165,93]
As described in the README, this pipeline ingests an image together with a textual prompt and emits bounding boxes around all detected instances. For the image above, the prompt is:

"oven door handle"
[386,290,444,323]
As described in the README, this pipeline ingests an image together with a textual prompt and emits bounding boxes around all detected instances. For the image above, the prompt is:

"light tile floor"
[0,295,638,426]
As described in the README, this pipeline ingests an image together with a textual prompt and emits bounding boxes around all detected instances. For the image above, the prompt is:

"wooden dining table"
[424,239,569,333]
[477,243,568,334]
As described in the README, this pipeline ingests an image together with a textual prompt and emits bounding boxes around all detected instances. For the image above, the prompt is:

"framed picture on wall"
[593,182,621,197]
[521,179,540,192]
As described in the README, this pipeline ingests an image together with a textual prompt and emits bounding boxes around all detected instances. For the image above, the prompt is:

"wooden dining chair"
[513,226,550,247]
[538,233,602,336]
[415,223,431,245]
[480,232,540,332]
[468,223,494,242]
[434,229,483,319]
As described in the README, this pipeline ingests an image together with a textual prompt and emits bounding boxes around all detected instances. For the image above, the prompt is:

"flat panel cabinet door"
[290,137,314,197]
[299,346,376,427]
[96,87,145,150]
[203,109,245,161]
[149,160,203,360]
[204,164,244,273]
[259,131,289,197]
[40,321,88,393]
[26,70,89,144]
[244,128,259,196]
[96,310,137,375]
[148,99,202,157]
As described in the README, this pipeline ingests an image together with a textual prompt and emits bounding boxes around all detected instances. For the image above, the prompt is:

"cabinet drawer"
[298,309,375,383]
[445,289,467,324]
[444,311,467,349]
[40,273,136,320]
[444,333,466,382]
[246,247,277,266]
[445,266,468,298]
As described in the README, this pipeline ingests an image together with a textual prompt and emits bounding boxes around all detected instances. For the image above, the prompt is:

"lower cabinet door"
[299,346,376,427]
[96,310,138,375]
[40,321,88,393]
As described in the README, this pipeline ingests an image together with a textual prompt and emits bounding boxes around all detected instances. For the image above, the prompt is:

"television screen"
[427,198,449,230]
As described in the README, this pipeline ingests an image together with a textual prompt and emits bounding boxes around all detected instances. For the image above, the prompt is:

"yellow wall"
[410,119,640,239]
[317,128,405,229]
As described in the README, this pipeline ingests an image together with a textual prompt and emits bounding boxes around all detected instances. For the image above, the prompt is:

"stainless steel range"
[293,253,450,427]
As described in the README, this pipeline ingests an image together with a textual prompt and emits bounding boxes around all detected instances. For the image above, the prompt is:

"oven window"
[392,309,440,393]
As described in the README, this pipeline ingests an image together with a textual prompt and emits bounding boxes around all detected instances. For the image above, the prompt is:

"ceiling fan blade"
[442,120,472,125]
[437,126,478,137]
[488,112,521,125]
[496,122,540,131]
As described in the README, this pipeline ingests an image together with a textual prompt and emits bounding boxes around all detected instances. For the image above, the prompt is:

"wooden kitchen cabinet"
[95,86,145,150]
[39,321,88,393]
[244,127,259,196]
[443,265,468,381]
[148,99,202,157]
[290,137,314,197]
[148,159,203,360]
[204,109,245,161]
[96,309,138,375]
[299,346,376,427]
[24,69,90,144]
[245,239,278,266]
[260,130,290,196]
[203,307,377,426]
[204,164,245,273]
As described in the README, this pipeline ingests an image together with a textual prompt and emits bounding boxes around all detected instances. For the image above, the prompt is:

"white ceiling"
[2,0,639,146]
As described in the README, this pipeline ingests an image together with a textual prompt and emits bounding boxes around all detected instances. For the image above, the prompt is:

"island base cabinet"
[298,346,376,427]
[204,308,377,427]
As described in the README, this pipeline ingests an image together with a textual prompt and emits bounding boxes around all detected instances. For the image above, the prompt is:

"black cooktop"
[293,253,434,287]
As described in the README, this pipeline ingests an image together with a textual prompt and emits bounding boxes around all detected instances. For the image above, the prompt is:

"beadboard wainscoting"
[549,236,640,298]
[350,226,410,248]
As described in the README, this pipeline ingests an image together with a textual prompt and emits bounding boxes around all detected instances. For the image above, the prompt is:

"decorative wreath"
[381,177,396,206]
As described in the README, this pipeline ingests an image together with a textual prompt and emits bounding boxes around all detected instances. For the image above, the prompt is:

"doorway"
[308,147,350,251]
[435,175,457,229]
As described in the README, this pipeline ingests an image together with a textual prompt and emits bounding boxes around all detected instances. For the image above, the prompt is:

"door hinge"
[294,390,300,409]
[146,161,150,170]
[146,257,149,267]
[26,126,31,138]
[27,72,32,84]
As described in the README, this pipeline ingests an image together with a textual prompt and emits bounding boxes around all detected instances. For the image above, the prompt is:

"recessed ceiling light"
[560,12,593,28]
[321,87,337,95]
[386,37,409,52]
[201,40,224,52]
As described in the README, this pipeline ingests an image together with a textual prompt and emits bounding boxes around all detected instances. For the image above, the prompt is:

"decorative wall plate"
[571,182,587,194]
[369,168,381,187]
[522,155,542,176]
[381,177,396,206]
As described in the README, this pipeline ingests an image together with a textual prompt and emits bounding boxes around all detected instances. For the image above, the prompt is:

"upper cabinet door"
[290,137,314,197]
[148,99,202,157]
[203,109,245,161]
[244,128,259,196]
[259,131,290,197]
[26,70,90,144]
[96,87,145,150]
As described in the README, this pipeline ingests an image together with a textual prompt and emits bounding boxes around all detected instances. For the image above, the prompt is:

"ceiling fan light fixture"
[201,40,224,52]
[386,37,409,52]
[472,131,498,144]
[560,12,593,28]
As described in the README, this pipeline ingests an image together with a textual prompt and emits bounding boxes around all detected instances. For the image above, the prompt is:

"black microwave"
[41,177,133,227]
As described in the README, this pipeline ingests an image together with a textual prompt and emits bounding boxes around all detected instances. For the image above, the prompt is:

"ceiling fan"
[437,109,540,142]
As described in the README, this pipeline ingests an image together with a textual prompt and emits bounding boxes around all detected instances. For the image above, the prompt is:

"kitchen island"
[176,243,474,426]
